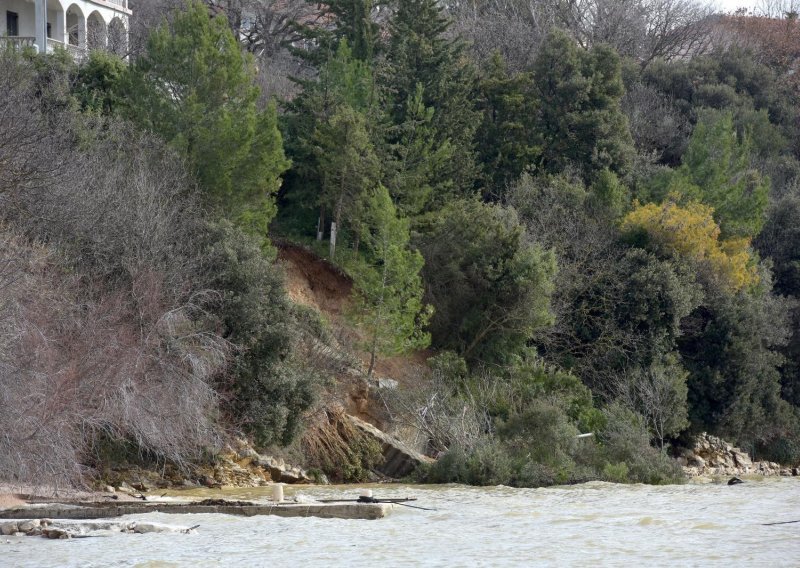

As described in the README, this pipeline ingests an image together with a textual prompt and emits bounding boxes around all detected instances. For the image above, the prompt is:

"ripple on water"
[8,478,800,567]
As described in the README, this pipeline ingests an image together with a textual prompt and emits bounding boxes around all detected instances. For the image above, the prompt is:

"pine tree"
[381,0,480,201]
[644,110,770,239]
[681,111,770,239]
[125,0,289,235]
[350,185,432,377]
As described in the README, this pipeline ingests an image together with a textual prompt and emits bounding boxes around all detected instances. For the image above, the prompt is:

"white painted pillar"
[55,7,67,47]
[72,12,87,49]
[35,0,47,53]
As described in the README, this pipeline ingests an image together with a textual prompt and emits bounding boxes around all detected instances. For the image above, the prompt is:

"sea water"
[3,479,799,567]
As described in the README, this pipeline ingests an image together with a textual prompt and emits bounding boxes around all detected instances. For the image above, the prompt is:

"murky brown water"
[3,479,799,566]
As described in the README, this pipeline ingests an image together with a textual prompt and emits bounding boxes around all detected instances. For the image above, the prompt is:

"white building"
[0,0,131,57]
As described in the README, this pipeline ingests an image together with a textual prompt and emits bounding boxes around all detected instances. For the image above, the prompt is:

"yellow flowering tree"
[621,201,758,292]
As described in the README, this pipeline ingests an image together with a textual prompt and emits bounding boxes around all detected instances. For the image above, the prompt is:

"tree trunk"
[317,206,325,241]
[366,245,389,379]
[330,222,337,259]
[331,196,343,259]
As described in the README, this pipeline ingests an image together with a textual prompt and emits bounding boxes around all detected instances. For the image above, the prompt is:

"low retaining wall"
[0,501,393,521]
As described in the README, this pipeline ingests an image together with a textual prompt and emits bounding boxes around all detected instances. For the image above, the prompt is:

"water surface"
[3,479,799,566]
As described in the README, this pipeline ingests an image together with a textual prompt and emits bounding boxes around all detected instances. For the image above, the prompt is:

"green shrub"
[199,221,317,447]
[597,403,684,484]
[602,462,630,483]
[424,441,515,486]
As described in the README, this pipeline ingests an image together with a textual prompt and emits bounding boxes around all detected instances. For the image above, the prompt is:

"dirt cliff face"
[277,243,431,426]
[279,244,353,318]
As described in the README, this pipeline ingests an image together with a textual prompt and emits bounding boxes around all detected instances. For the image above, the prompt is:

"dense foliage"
[3,0,800,487]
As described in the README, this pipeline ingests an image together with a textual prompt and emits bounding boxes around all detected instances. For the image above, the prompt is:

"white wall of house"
[1,0,37,37]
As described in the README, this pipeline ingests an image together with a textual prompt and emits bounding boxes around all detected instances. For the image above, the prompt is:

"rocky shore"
[0,519,197,539]
[100,439,317,493]
[104,416,431,492]
[679,433,800,479]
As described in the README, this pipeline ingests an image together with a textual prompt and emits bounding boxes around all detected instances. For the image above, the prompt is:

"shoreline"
[3,472,795,514]
[0,483,145,512]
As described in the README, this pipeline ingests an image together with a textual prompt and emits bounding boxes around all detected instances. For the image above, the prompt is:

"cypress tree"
[475,53,540,201]
[532,30,633,181]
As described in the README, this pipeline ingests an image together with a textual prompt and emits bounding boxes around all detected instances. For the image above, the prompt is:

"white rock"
[131,522,193,534]
[18,520,40,532]
[0,523,18,536]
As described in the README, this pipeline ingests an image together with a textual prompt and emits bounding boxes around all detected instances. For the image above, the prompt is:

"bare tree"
[446,0,558,71]
[612,356,690,450]
[0,53,233,487]
[207,0,318,57]
[552,0,715,64]
[127,0,185,58]
[622,82,691,163]
[756,0,800,17]
[0,50,69,200]
[447,0,715,68]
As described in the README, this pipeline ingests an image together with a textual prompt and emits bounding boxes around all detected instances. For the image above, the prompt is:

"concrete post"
[34,0,47,53]
[55,7,67,47]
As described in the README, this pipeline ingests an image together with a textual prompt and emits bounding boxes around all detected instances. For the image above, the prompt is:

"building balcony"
[1,0,130,57]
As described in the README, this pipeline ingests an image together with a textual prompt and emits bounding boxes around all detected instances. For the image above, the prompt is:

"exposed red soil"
[277,243,353,318]
[277,242,432,385]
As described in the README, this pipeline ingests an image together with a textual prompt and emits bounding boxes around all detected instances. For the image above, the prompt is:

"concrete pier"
[0,500,394,521]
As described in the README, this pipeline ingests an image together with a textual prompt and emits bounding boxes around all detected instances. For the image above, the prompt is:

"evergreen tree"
[532,30,633,181]
[643,111,770,239]
[475,53,539,201]
[381,0,480,201]
[125,0,288,235]
[678,279,795,458]
[417,199,556,364]
[680,111,770,238]
[383,83,453,217]
[351,185,432,377]
[281,40,377,236]
[291,0,379,64]
[313,105,380,257]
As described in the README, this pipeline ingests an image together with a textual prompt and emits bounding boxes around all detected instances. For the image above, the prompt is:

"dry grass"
[299,407,382,482]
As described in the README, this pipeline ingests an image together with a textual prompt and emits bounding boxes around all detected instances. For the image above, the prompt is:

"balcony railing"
[47,38,87,60]
[0,37,88,61]
[92,0,129,8]
[0,36,36,50]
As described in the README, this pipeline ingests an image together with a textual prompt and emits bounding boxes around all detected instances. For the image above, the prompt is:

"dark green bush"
[199,221,317,447]
[597,404,684,484]
[425,441,515,486]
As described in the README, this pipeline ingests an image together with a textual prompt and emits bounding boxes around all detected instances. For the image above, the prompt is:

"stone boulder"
[345,414,435,478]
[681,433,798,479]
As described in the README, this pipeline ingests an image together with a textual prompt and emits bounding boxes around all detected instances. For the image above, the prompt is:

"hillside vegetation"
[2,0,800,487]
